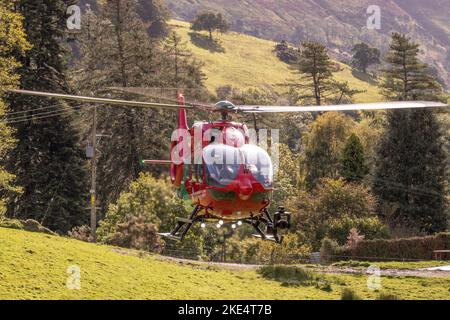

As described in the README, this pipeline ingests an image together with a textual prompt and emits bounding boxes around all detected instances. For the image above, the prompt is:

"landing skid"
[158,205,203,242]
[245,207,291,244]
[158,205,291,244]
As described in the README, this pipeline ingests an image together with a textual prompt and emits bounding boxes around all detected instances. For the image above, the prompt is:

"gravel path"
[155,255,450,278]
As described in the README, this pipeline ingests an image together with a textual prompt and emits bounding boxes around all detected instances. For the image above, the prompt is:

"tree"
[73,1,205,212]
[351,43,380,73]
[291,42,360,105]
[374,33,448,234]
[162,31,206,89]
[274,40,298,65]
[136,0,171,38]
[289,178,386,249]
[97,173,204,256]
[340,133,368,183]
[6,0,90,233]
[191,11,229,41]
[303,112,354,189]
[294,42,336,106]
[0,1,30,216]
[380,33,443,101]
[373,109,448,234]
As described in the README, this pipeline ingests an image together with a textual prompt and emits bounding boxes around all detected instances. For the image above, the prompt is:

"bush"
[68,225,92,242]
[289,178,379,250]
[327,216,389,246]
[0,218,56,235]
[258,265,319,286]
[377,293,400,300]
[351,233,450,260]
[105,216,165,253]
[341,288,361,300]
[320,237,349,263]
[0,218,24,230]
[231,234,311,265]
[98,173,189,241]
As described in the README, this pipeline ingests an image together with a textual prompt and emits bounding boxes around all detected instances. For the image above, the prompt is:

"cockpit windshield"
[203,144,273,189]
[204,144,241,188]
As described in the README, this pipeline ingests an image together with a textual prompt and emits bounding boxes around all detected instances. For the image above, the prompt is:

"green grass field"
[171,20,383,103]
[0,227,449,300]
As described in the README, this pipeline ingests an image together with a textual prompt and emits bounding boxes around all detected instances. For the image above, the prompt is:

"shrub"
[377,293,400,300]
[68,225,92,242]
[289,178,379,249]
[346,228,365,250]
[233,234,311,265]
[327,216,389,246]
[105,216,165,253]
[258,265,318,286]
[351,233,450,260]
[341,288,361,300]
[320,237,349,263]
[0,218,24,230]
[98,174,189,241]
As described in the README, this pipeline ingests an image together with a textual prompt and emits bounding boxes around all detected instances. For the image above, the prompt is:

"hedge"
[350,233,450,261]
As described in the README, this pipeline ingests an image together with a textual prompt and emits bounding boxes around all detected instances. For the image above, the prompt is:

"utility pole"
[90,105,98,243]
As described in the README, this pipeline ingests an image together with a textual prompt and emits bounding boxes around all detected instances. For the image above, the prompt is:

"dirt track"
[155,255,450,278]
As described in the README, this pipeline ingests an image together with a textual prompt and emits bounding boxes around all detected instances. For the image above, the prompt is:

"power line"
[2,104,90,124]
[3,106,78,122]
[3,108,80,124]
[1,102,73,117]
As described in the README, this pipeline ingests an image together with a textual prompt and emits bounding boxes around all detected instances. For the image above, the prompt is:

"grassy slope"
[1,227,450,300]
[171,20,383,103]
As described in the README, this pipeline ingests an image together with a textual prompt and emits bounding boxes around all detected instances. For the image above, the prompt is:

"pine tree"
[296,42,334,106]
[5,0,90,233]
[374,33,447,234]
[380,33,443,102]
[292,42,360,105]
[162,31,205,90]
[0,1,30,216]
[340,133,368,183]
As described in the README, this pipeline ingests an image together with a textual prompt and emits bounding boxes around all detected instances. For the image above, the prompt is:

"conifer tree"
[374,33,447,234]
[6,0,90,233]
[340,134,368,183]
[380,33,443,102]
[292,42,360,105]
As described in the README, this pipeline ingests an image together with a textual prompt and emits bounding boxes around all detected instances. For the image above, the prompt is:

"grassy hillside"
[166,0,450,87]
[1,227,450,300]
[171,20,383,103]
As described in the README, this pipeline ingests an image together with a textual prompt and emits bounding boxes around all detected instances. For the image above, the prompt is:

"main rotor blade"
[106,87,215,111]
[8,89,188,110]
[238,101,448,113]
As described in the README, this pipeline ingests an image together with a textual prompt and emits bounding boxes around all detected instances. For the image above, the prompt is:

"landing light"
[237,221,243,226]
[219,220,224,226]
[231,224,237,229]
[216,224,221,229]
[200,223,206,229]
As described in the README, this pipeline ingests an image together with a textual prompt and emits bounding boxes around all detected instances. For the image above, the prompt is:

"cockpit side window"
[241,145,273,189]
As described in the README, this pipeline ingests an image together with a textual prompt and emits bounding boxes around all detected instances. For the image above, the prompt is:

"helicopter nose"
[239,178,253,200]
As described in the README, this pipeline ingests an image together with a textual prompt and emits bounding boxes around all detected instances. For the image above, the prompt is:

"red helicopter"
[9,89,448,243]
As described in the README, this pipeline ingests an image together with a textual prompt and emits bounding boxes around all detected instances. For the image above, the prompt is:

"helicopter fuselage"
[172,120,274,221]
